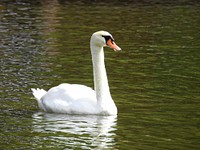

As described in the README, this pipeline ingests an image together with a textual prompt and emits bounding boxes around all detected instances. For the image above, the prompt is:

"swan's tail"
[31,88,47,101]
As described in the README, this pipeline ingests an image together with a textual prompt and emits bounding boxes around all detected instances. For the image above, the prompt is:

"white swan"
[31,31,121,115]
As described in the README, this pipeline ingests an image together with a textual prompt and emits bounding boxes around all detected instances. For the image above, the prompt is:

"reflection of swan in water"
[32,112,117,149]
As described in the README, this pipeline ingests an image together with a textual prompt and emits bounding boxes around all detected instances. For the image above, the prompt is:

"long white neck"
[91,44,112,104]
[90,41,117,115]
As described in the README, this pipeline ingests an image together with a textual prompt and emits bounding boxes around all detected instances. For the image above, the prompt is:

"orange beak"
[107,39,121,51]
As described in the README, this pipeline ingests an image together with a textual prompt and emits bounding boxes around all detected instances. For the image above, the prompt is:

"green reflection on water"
[0,1,200,149]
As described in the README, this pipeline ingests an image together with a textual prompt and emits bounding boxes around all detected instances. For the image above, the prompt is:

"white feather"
[31,31,121,115]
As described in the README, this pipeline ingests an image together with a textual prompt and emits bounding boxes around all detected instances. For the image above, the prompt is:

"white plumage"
[31,31,121,115]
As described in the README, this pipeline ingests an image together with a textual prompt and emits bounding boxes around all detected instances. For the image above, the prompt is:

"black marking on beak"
[102,35,114,44]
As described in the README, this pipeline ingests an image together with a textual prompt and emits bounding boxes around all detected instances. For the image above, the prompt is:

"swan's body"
[31,31,121,115]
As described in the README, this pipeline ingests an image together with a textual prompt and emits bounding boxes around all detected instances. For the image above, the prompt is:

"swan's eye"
[102,35,114,43]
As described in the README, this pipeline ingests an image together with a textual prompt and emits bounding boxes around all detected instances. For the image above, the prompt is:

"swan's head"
[91,31,121,51]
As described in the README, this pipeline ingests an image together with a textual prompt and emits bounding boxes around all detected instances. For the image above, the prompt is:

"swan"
[31,31,121,115]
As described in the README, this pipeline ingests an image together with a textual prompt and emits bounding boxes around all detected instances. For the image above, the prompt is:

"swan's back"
[35,83,98,114]
[44,83,96,102]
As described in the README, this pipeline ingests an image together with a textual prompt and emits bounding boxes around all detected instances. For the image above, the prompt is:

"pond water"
[0,0,200,149]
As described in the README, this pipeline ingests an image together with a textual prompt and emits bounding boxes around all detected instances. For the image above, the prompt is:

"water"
[0,0,200,149]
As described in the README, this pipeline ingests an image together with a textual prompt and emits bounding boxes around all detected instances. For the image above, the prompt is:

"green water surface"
[0,1,200,149]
